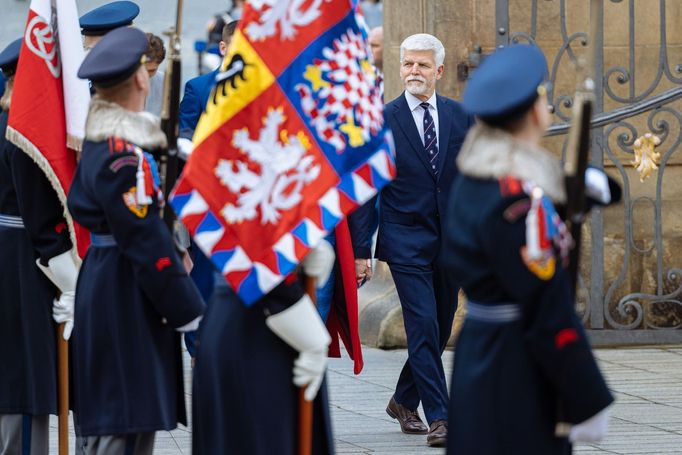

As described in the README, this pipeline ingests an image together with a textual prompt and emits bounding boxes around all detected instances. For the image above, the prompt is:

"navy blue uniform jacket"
[376,92,473,265]
[67,98,205,436]
[443,125,614,454]
[193,276,334,454]
[0,110,71,416]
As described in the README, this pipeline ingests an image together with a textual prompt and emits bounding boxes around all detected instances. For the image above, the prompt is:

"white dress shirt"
[405,90,439,147]
[144,71,165,117]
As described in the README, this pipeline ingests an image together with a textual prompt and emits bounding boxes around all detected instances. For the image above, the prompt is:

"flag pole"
[299,276,317,455]
[57,323,69,455]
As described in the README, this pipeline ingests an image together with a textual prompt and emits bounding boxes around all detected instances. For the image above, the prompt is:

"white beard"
[404,75,434,97]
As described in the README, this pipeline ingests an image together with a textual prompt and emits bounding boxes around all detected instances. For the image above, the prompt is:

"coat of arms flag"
[171,0,396,305]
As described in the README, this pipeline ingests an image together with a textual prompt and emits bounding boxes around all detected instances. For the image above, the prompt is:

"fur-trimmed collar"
[457,123,566,203]
[85,96,167,149]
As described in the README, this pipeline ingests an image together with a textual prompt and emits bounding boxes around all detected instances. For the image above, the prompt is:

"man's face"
[137,64,150,98]
[535,93,551,132]
[399,49,443,100]
[144,61,160,78]
[368,27,383,71]
[219,39,228,57]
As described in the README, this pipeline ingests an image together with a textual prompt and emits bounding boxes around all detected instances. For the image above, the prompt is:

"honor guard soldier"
[0,39,78,454]
[67,27,205,454]
[80,1,141,52]
[444,44,617,454]
[192,242,336,454]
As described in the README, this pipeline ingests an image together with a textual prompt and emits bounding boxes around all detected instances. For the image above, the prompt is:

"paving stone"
[46,346,682,454]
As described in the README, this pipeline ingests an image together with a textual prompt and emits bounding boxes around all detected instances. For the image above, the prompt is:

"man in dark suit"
[177,19,238,145]
[378,33,473,448]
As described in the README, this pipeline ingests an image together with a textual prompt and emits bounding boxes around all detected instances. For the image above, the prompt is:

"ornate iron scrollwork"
[498,0,682,335]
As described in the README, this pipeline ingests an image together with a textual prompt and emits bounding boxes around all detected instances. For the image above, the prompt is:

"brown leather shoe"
[386,396,428,434]
[427,419,448,447]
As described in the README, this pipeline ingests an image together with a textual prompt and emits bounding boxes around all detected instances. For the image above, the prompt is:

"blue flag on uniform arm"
[170,0,395,305]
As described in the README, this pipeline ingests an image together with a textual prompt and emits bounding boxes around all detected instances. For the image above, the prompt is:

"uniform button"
[161,317,168,325]
[437,187,442,193]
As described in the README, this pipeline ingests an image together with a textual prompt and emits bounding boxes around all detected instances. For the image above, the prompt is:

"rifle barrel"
[159,0,184,229]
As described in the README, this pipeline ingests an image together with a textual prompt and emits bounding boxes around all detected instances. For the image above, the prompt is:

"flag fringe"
[6,126,82,266]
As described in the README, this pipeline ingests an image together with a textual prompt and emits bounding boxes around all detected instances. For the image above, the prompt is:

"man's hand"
[265,295,331,401]
[355,258,372,286]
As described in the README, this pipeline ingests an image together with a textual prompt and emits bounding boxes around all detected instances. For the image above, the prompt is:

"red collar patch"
[107,137,134,155]
[498,176,525,197]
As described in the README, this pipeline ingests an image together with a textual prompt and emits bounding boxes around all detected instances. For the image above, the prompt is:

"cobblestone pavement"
[48,345,682,454]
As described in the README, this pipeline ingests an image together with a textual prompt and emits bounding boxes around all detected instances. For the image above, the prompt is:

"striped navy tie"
[421,102,439,176]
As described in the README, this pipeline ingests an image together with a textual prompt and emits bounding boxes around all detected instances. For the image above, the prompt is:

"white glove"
[585,167,612,205]
[37,250,79,341]
[301,239,335,288]
[52,291,75,340]
[569,407,610,443]
[266,294,331,401]
[175,315,203,333]
[177,137,194,160]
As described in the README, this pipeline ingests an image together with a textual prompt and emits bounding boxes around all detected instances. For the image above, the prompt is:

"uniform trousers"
[76,432,154,455]
[0,415,48,455]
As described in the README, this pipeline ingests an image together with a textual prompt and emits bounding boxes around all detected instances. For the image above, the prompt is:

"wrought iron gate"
[493,0,682,345]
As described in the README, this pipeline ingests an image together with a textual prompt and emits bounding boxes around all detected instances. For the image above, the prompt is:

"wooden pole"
[57,324,69,455]
[298,275,317,455]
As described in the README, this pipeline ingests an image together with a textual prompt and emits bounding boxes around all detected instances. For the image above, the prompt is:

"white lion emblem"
[215,108,320,225]
[246,0,330,41]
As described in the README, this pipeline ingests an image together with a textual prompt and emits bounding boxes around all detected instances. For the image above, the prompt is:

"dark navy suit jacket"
[376,92,473,266]
[178,68,219,139]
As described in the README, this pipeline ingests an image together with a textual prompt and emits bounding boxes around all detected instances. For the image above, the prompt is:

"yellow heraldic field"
[192,30,276,147]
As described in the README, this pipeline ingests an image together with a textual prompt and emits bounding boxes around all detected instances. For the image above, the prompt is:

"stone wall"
[361,0,682,348]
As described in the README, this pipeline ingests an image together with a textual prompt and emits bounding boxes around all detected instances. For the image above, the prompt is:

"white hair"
[400,33,445,66]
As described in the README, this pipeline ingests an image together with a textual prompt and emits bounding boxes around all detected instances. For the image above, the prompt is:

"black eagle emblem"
[212,53,249,105]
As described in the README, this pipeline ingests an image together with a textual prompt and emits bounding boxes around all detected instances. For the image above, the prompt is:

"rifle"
[555,0,601,440]
[563,0,601,296]
[160,0,184,230]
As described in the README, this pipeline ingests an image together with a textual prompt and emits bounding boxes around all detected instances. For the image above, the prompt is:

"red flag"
[327,219,364,374]
[7,0,90,258]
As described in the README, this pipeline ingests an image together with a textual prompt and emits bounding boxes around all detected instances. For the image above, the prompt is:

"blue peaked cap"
[0,38,23,75]
[462,44,548,118]
[80,1,140,36]
[78,27,147,87]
